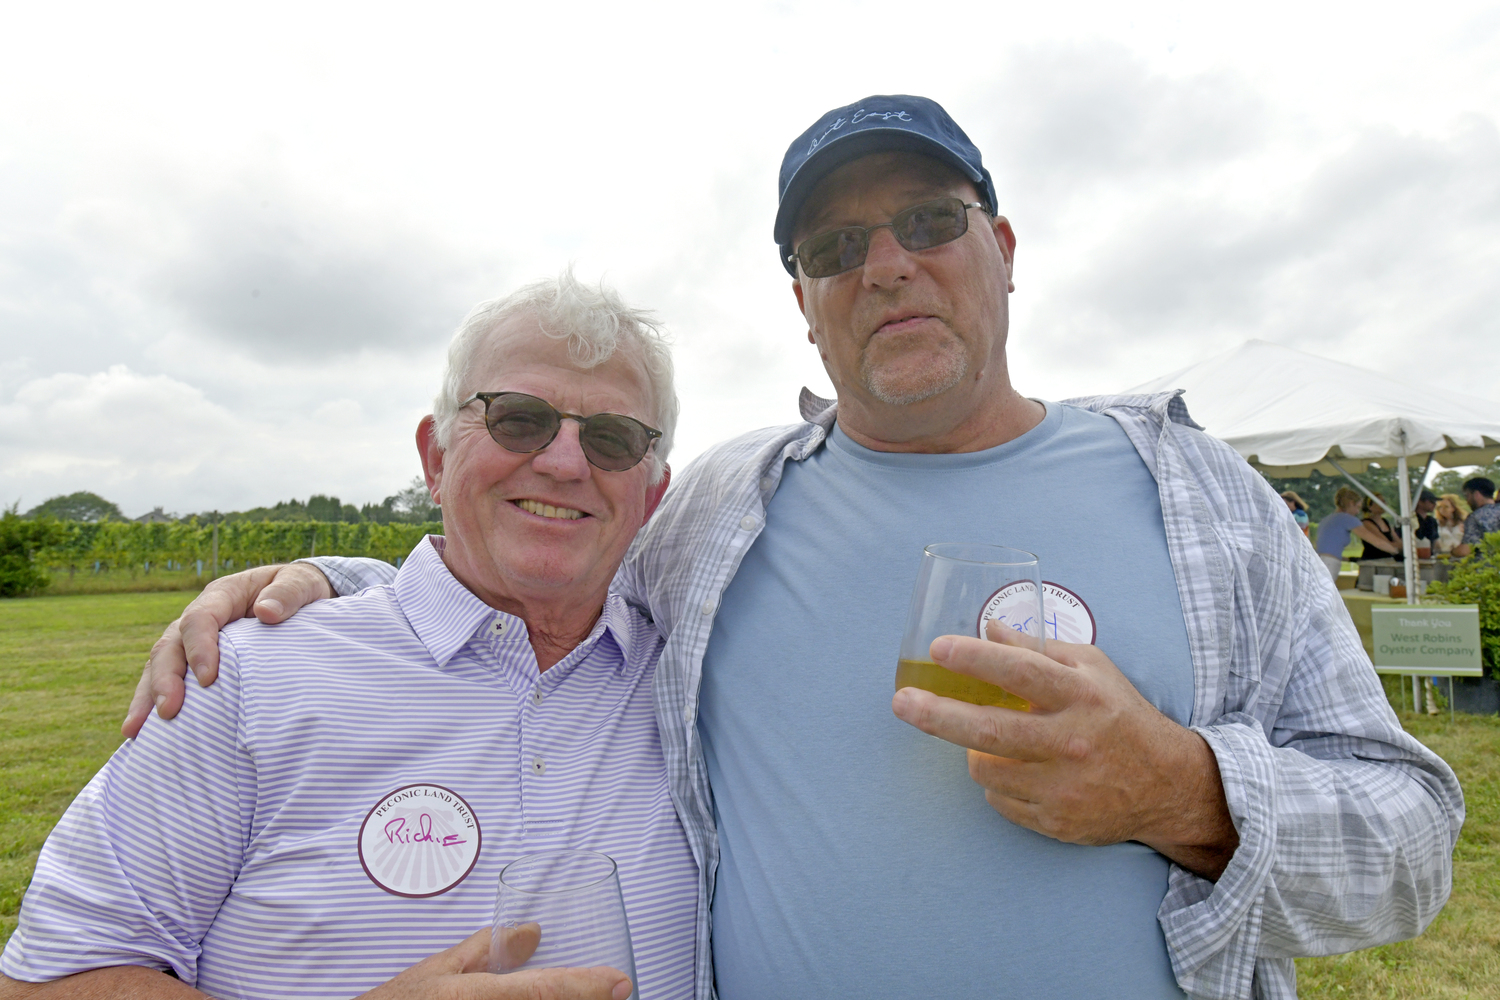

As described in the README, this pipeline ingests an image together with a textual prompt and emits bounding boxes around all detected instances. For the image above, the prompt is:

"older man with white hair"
[0,274,696,1000]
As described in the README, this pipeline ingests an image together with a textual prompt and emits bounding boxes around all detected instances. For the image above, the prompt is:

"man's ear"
[416,415,445,506]
[792,279,820,346]
[643,464,671,522]
[992,215,1017,293]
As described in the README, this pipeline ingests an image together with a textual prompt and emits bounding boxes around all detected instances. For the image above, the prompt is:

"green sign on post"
[1370,604,1483,676]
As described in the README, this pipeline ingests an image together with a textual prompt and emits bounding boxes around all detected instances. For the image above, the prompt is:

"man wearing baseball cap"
[129,96,1462,1000]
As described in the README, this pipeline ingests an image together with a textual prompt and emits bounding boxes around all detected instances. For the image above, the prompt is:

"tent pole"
[1398,453,1416,605]
[1325,457,1400,518]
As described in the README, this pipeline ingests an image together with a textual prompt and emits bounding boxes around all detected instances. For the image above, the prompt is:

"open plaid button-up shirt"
[316,389,1463,1000]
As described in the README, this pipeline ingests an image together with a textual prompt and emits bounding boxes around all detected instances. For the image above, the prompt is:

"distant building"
[135,507,175,524]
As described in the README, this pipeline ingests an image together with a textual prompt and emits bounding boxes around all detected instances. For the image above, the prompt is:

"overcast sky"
[3,0,1498,517]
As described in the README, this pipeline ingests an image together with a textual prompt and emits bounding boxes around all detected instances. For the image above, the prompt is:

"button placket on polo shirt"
[516,625,611,828]
[477,612,546,815]
[523,665,549,789]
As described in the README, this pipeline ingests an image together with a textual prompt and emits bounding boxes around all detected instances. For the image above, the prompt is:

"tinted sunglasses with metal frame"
[788,197,987,278]
[460,391,662,472]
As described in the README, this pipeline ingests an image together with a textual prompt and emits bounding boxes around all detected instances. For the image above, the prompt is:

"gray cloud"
[0,168,505,380]
[0,196,144,393]
[0,168,490,512]
[0,363,428,516]
[940,42,1500,398]
[1022,115,1500,393]
[155,185,497,358]
[962,42,1267,214]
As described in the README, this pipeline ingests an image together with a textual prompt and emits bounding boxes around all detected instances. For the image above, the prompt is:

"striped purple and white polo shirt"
[2,536,698,1000]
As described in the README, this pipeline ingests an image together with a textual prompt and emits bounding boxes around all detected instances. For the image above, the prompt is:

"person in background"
[1280,490,1310,536]
[1452,477,1499,558]
[1410,486,1445,716]
[1412,490,1440,559]
[1435,493,1470,555]
[1314,487,1366,581]
[1357,492,1404,561]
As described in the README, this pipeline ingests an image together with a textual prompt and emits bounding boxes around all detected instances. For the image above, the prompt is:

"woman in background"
[1435,494,1470,555]
[1358,493,1404,562]
[1315,488,1402,581]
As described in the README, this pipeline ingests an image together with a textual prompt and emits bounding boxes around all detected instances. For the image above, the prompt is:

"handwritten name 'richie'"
[384,813,466,848]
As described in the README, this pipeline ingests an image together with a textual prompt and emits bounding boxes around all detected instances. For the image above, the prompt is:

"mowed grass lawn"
[2,592,1498,997]
[0,592,185,943]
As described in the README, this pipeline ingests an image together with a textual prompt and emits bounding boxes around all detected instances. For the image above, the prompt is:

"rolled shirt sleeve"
[1,641,254,985]
[1154,468,1464,1000]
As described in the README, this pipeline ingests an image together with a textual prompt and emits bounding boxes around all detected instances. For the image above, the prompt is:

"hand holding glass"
[490,849,637,998]
[896,543,1045,710]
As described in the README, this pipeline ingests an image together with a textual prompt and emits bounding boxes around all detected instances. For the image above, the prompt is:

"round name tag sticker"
[358,784,482,898]
[979,581,1097,645]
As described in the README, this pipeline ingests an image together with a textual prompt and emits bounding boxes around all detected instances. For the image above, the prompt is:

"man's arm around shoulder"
[124,555,397,738]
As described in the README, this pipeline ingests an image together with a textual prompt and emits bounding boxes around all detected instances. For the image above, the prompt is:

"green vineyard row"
[31,519,445,572]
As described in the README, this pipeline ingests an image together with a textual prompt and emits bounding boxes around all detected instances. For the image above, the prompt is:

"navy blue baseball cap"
[775,95,997,276]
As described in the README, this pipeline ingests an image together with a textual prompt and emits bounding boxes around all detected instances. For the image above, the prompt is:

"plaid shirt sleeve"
[1071,391,1466,1000]
[299,556,398,597]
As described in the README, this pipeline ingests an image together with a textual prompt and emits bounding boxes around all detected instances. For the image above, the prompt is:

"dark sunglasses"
[460,391,662,472]
[787,197,987,279]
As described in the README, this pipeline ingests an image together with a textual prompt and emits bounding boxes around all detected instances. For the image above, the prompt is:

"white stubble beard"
[859,340,970,406]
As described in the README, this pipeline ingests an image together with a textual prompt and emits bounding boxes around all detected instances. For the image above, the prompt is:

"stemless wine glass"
[489,849,637,997]
[896,543,1045,710]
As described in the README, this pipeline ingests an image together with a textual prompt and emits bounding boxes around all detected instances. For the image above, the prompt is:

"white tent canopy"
[1125,340,1500,478]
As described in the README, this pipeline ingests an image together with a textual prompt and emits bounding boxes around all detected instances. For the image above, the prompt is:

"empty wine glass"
[490,849,637,998]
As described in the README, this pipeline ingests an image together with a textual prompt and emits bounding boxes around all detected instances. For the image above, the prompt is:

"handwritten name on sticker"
[979,581,1097,645]
[357,783,481,898]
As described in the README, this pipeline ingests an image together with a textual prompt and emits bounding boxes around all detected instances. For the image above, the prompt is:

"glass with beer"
[896,543,1045,710]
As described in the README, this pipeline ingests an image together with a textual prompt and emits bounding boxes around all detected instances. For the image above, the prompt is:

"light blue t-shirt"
[699,401,1194,1000]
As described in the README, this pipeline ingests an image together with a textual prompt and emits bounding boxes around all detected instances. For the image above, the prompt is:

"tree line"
[19,478,441,527]
[1,512,442,598]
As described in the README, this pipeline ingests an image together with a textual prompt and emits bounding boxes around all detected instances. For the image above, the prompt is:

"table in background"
[1355,557,1451,592]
